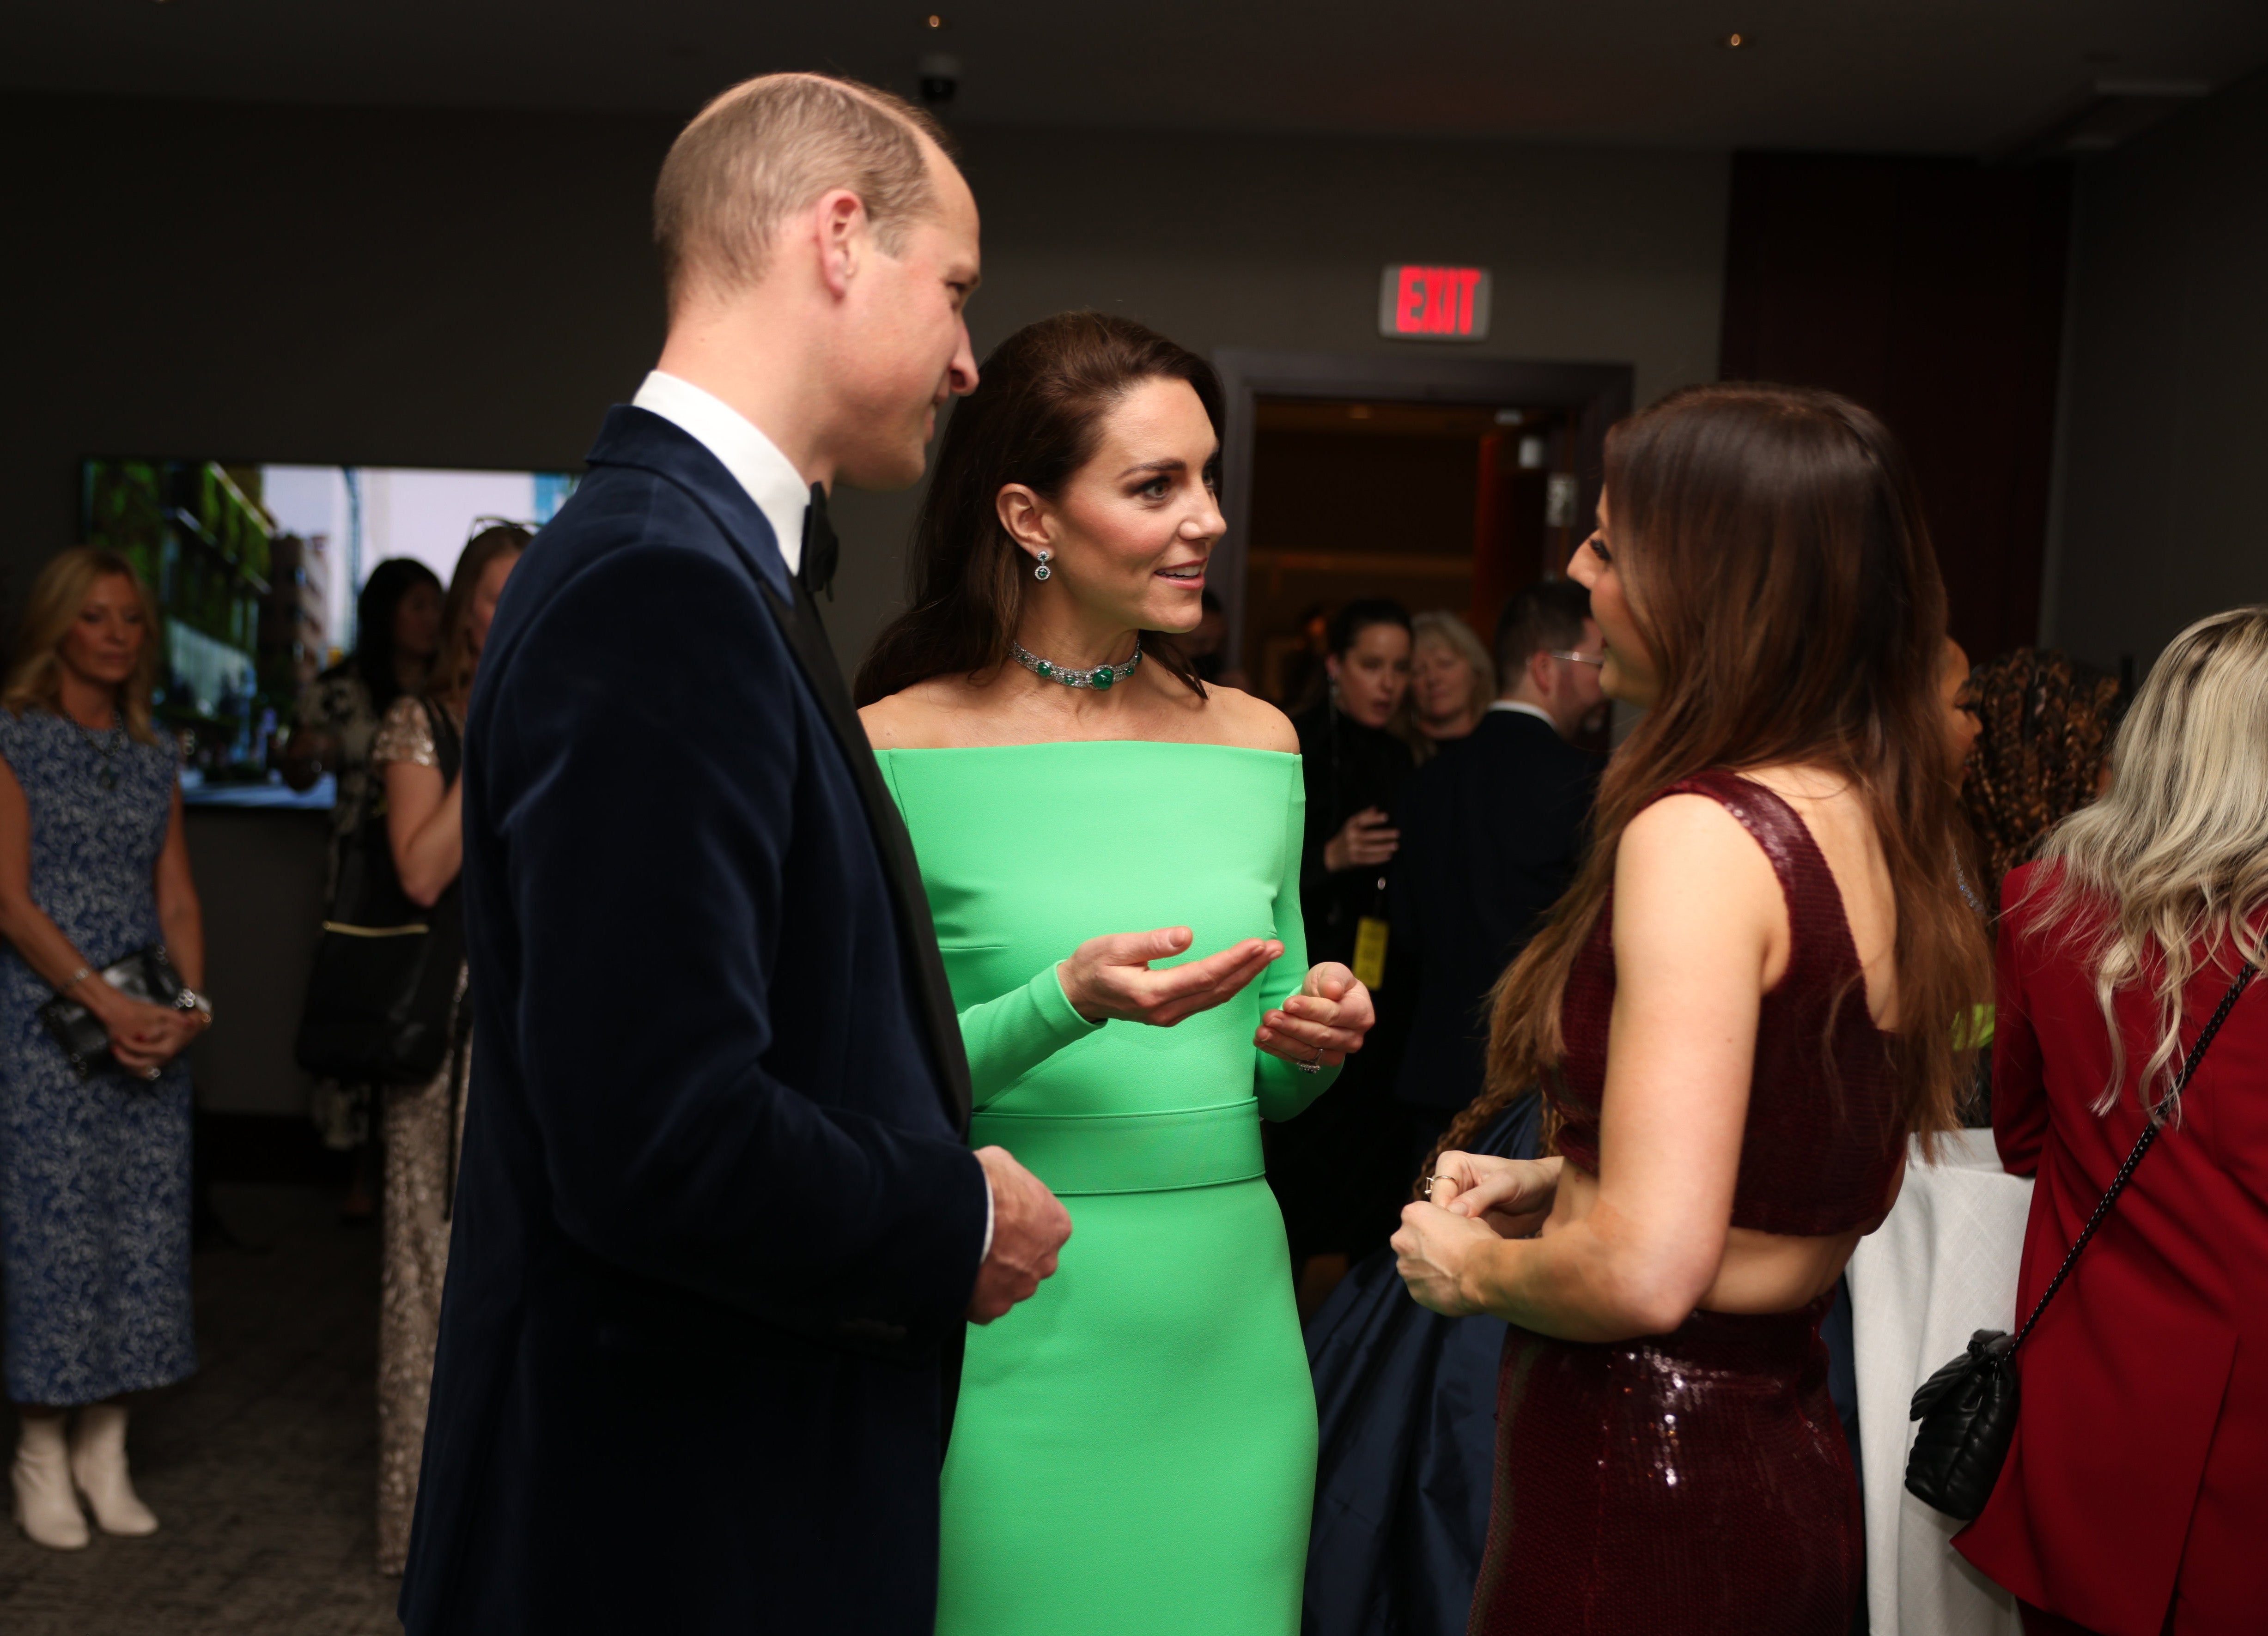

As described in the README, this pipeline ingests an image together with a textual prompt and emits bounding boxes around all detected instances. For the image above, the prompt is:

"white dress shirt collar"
[1488,699,1559,731]
[631,370,809,576]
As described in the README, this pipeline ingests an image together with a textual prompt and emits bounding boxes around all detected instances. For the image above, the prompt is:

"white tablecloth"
[1847,1129,2034,1636]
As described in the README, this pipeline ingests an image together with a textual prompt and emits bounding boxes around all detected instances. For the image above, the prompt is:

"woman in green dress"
[857,312,1375,1636]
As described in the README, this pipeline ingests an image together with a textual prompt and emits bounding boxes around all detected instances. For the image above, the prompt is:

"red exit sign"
[1379,264,1492,341]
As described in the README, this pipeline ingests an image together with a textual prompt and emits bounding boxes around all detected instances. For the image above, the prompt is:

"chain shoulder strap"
[2008,963,2257,1352]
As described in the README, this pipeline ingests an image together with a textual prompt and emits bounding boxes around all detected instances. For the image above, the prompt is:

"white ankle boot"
[11,1415,90,1550]
[70,1404,158,1536]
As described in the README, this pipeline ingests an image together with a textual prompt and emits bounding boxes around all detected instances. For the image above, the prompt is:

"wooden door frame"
[1210,348,1634,671]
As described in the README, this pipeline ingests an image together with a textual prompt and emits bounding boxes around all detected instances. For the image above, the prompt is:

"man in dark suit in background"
[399,75,1076,1634]
[1388,581,1605,1161]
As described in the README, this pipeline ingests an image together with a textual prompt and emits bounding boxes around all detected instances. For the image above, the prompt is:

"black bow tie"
[799,483,838,601]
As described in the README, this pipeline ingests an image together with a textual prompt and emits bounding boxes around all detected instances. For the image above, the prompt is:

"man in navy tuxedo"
[1388,581,1604,1158]
[399,74,1074,1634]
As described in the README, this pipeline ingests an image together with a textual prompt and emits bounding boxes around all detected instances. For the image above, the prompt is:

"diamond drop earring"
[1033,549,1052,582]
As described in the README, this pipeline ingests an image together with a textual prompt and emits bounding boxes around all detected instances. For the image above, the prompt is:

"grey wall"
[3,95,675,613]
[2044,69,2268,674]
[182,809,329,1115]
[6,93,1728,672]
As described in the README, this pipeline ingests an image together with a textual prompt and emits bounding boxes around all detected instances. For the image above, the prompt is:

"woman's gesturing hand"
[1393,1153,1560,1317]
[1424,1151,1560,1238]
[1058,928,1283,1028]
[1254,961,1374,1068]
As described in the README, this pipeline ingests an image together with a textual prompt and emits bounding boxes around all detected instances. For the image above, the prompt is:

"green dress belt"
[969,1100,1267,1196]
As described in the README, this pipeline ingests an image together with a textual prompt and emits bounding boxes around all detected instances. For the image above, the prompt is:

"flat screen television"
[79,459,576,804]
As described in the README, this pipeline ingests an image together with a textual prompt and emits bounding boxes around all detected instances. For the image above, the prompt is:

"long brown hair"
[853,311,1218,706]
[2,547,165,744]
[1433,383,1989,1165]
[430,525,530,712]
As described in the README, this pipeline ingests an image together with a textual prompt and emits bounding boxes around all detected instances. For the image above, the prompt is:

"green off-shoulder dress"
[878,741,1339,1636]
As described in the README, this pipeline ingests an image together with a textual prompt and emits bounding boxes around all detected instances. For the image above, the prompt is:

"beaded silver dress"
[368,692,470,1576]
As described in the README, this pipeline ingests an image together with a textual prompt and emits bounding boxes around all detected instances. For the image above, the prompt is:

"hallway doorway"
[1243,397,1576,708]
[1210,350,1632,703]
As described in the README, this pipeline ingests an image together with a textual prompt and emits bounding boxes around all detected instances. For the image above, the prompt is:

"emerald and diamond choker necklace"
[1010,637,1142,691]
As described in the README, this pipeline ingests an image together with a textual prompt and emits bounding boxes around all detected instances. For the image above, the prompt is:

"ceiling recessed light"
[925,12,946,26]
[1722,32,1749,48]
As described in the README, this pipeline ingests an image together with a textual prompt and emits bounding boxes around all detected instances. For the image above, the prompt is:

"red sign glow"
[1380,265,1490,339]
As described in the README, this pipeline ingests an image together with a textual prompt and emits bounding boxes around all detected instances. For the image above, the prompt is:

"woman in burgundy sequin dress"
[1391,384,1992,1635]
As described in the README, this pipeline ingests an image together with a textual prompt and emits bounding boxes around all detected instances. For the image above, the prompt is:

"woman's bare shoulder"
[858,676,982,750]
[1617,793,1779,892]
[1190,683,1299,754]
[1609,796,1785,988]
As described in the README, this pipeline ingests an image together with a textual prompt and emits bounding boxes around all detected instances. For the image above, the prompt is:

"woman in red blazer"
[1959,606,2268,1636]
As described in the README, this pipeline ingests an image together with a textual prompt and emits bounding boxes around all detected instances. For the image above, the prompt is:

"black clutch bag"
[39,944,193,1080]
[1904,963,2256,1520]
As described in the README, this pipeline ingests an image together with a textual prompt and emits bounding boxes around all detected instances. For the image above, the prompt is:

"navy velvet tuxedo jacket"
[1390,709,1599,1112]
[398,407,989,1636]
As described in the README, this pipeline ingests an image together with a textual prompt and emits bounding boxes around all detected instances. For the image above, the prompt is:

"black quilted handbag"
[1904,963,2256,1520]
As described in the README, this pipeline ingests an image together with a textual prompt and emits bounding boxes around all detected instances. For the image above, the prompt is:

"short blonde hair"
[1411,610,1496,719]
[1,547,164,744]
[655,73,952,309]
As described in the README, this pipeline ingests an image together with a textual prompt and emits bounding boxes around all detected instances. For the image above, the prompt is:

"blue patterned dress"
[0,708,195,1406]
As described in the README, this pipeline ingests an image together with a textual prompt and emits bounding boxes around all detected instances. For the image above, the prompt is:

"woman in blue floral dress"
[0,547,210,1551]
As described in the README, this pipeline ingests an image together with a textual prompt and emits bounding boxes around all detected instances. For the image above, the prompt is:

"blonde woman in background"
[1961,606,2268,1635]
[0,548,210,1549]
[1406,612,1495,754]
[370,522,527,1575]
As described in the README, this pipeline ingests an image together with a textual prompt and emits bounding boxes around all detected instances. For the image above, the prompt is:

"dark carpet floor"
[0,1184,401,1635]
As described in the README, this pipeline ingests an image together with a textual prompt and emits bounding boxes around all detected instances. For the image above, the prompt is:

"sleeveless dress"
[0,709,195,1406]
[1469,771,1902,1635]
[878,741,1337,1636]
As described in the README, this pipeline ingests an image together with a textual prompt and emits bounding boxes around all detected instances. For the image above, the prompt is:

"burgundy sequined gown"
[1468,771,1901,1636]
